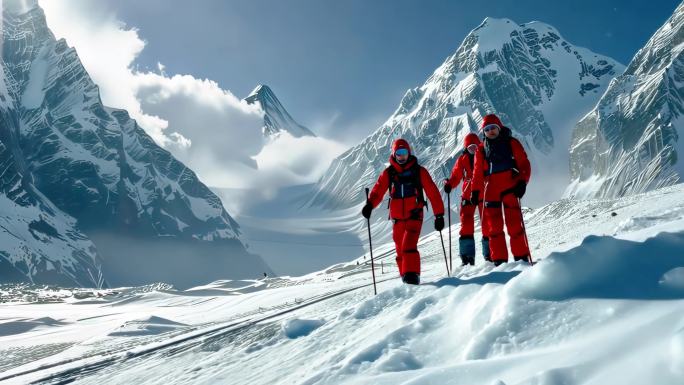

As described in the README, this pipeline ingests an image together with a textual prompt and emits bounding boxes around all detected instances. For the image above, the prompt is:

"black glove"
[470,190,480,205]
[513,180,526,198]
[361,203,373,219]
[434,215,445,231]
[444,182,452,194]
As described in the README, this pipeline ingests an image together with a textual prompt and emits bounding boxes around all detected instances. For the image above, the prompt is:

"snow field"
[1,185,684,384]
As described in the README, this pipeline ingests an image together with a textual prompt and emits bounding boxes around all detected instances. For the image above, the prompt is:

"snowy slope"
[307,16,623,224]
[244,84,315,138]
[1,184,683,384]
[566,2,684,199]
[1,1,273,287]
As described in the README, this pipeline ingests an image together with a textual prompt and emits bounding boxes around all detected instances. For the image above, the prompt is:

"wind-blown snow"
[1,184,683,384]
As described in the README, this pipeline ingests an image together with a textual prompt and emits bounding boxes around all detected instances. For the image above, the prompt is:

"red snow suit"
[472,115,531,263]
[446,133,486,237]
[367,139,445,276]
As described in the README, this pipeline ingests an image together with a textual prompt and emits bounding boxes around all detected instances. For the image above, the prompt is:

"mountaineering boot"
[482,237,491,262]
[514,254,531,263]
[459,236,475,266]
[402,272,420,285]
[493,260,506,266]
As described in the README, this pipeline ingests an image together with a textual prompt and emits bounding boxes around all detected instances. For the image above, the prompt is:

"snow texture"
[1,183,683,384]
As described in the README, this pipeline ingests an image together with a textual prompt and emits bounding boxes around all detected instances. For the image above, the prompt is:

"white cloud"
[38,0,349,205]
[38,0,180,146]
[134,72,265,180]
[252,132,347,188]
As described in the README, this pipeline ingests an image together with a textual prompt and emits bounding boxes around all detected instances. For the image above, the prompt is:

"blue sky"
[96,0,680,142]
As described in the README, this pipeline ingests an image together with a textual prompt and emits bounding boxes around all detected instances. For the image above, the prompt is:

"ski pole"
[438,230,450,277]
[518,197,535,265]
[365,188,378,295]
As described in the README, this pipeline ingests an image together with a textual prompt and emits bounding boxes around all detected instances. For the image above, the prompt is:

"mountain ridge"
[566,1,684,198]
[0,2,273,288]
[307,16,623,220]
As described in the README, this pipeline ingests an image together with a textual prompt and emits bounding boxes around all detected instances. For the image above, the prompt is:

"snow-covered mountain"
[244,84,315,138]
[308,17,623,216]
[0,68,104,288]
[0,1,272,288]
[566,2,684,199]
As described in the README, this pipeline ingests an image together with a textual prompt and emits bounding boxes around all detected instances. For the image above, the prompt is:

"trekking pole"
[438,230,450,277]
[365,188,378,295]
[446,186,452,272]
[441,166,453,273]
[518,197,535,265]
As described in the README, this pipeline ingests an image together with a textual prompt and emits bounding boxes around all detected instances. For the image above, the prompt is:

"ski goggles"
[394,148,409,157]
[467,143,478,153]
[483,123,500,132]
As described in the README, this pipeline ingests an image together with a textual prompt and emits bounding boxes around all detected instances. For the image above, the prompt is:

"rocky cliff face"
[566,2,684,199]
[1,1,272,288]
[0,61,103,287]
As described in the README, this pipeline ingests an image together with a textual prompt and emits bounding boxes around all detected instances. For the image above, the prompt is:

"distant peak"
[474,17,519,33]
[246,84,276,101]
[472,17,564,42]
[3,0,40,15]
[243,84,315,138]
[460,16,572,58]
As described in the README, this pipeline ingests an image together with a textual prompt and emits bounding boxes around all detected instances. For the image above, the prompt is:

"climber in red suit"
[362,139,445,285]
[444,133,490,266]
[471,114,532,265]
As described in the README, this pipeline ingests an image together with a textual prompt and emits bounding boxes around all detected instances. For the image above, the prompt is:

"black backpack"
[386,161,427,211]
[483,126,519,176]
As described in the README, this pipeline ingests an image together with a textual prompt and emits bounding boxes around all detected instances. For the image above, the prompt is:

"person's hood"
[391,138,411,155]
[464,133,481,148]
[481,113,503,130]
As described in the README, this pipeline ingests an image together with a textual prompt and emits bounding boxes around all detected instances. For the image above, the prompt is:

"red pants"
[392,219,423,275]
[459,199,486,237]
[482,173,530,262]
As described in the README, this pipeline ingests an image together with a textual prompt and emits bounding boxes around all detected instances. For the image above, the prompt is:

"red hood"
[391,138,411,155]
[481,114,503,131]
[464,133,481,148]
[389,138,414,171]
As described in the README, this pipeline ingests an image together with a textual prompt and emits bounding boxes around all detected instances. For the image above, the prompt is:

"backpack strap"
[411,163,427,211]
[386,162,427,212]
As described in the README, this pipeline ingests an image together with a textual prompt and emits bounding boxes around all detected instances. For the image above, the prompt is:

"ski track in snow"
[1,185,684,384]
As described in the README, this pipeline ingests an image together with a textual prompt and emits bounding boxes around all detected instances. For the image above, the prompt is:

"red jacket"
[447,133,480,199]
[368,156,444,220]
[472,131,531,193]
